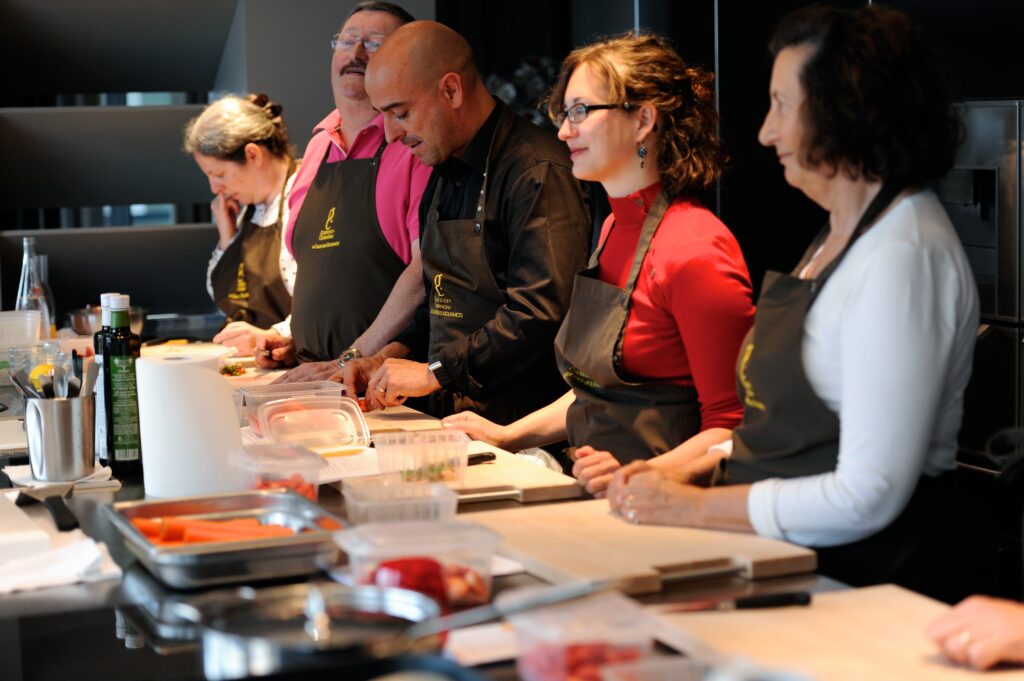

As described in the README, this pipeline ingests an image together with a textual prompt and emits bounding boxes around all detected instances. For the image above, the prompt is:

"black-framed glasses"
[330,33,384,53]
[554,102,633,127]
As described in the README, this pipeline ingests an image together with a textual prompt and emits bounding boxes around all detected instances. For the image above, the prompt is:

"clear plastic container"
[229,443,327,501]
[373,430,469,484]
[0,310,42,348]
[238,381,344,433]
[342,478,458,524]
[257,395,371,457]
[334,520,499,609]
[601,656,708,681]
[505,591,654,681]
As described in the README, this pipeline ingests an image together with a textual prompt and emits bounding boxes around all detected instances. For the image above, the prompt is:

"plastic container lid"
[238,381,344,431]
[230,443,327,475]
[342,478,458,525]
[257,395,371,453]
[334,519,499,561]
[504,591,653,642]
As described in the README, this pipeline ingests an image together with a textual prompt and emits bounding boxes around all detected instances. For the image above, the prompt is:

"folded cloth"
[5,464,122,492]
[0,529,122,594]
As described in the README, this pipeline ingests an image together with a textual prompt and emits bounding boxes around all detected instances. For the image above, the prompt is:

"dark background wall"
[438,0,1024,294]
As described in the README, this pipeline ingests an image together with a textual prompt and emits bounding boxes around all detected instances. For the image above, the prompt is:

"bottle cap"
[109,294,131,312]
[99,292,119,309]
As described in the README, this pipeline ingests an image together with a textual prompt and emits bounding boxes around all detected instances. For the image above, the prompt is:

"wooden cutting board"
[458,442,581,504]
[339,406,582,504]
[470,499,816,593]
[652,584,1024,680]
[364,405,446,432]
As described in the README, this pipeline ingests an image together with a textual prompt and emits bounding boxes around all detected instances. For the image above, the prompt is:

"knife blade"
[663,591,812,613]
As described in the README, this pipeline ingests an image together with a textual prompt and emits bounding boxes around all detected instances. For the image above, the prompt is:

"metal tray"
[105,490,345,589]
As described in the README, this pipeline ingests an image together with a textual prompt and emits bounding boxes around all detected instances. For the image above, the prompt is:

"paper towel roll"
[137,354,245,498]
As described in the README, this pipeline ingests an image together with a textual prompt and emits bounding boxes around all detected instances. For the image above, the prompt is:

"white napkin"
[5,464,122,492]
[0,529,122,594]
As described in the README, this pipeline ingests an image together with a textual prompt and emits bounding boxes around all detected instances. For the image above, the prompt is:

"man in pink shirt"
[255,1,431,382]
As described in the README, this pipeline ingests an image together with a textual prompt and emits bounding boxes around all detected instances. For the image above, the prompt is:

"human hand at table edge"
[441,411,513,449]
[608,464,754,532]
[214,321,274,356]
[255,333,295,372]
[275,360,339,384]
[365,358,440,410]
[927,595,1024,670]
[572,446,621,498]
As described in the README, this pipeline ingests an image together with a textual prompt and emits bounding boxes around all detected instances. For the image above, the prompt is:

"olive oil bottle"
[104,294,143,480]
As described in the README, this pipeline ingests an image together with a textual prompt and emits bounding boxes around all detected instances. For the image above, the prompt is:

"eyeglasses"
[554,102,633,127]
[330,33,384,53]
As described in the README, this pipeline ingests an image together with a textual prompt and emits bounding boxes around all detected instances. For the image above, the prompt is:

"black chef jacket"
[392,100,591,407]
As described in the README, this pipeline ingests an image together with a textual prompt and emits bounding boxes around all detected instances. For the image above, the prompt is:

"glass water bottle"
[14,237,51,340]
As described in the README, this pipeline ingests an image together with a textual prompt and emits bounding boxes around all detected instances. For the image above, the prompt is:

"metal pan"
[171,580,609,680]
[104,490,345,589]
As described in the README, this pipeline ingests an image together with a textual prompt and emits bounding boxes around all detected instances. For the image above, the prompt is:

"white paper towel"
[137,354,245,498]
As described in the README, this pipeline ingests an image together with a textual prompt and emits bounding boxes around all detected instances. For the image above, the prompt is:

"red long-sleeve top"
[596,182,754,430]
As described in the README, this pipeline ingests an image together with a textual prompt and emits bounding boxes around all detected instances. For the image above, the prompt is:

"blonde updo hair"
[547,33,725,199]
[183,93,292,163]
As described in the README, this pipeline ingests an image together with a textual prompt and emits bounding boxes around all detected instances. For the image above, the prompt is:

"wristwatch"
[428,359,452,389]
[336,347,361,369]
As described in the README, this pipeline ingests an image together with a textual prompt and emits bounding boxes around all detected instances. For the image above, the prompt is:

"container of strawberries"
[505,591,654,681]
[333,520,500,610]
[229,443,326,501]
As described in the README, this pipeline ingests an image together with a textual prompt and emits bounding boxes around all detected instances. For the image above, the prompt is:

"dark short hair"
[770,4,960,186]
[547,32,724,199]
[346,1,414,24]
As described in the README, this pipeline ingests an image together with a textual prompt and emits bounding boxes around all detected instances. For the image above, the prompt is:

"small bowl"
[68,305,146,336]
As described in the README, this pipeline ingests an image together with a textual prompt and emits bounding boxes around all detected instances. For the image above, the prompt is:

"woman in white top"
[184,93,299,353]
[609,5,992,602]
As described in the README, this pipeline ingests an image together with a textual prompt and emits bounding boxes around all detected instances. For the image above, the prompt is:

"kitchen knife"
[663,591,812,613]
[15,483,79,531]
[468,451,497,466]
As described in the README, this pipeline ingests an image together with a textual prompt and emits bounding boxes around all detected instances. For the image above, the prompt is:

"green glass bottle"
[104,294,143,480]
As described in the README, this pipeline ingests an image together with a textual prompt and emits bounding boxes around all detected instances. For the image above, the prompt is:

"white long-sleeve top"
[206,171,298,337]
[745,190,979,547]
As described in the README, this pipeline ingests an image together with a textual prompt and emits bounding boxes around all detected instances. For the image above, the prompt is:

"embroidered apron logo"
[228,262,250,300]
[738,342,766,411]
[313,207,340,250]
[562,366,601,390]
[429,273,464,319]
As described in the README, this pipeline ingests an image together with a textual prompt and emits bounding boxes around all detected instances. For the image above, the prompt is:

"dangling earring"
[637,142,647,169]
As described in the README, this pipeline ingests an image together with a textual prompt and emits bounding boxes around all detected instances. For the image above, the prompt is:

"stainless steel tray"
[105,490,345,589]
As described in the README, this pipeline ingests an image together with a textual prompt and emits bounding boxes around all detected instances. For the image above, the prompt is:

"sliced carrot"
[159,517,261,542]
[131,517,162,538]
[315,517,343,530]
[181,524,293,543]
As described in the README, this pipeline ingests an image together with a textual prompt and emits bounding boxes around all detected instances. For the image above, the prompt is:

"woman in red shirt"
[443,33,754,494]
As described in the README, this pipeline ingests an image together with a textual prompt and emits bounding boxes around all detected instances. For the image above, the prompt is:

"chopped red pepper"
[371,557,448,607]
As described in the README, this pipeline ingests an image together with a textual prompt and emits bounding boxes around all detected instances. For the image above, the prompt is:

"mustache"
[340,58,368,74]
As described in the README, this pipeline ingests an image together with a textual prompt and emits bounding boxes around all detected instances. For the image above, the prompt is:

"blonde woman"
[184,93,299,352]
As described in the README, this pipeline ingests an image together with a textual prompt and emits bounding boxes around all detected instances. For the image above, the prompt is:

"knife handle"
[735,591,812,609]
[43,496,79,532]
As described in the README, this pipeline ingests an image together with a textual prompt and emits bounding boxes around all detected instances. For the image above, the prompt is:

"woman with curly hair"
[611,5,990,602]
[444,33,755,491]
[184,93,299,351]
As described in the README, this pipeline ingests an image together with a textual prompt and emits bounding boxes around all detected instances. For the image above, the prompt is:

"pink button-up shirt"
[284,110,430,263]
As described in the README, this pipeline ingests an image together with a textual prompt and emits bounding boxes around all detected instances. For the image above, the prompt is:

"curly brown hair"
[770,5,960,186]
[547,32,724,200]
